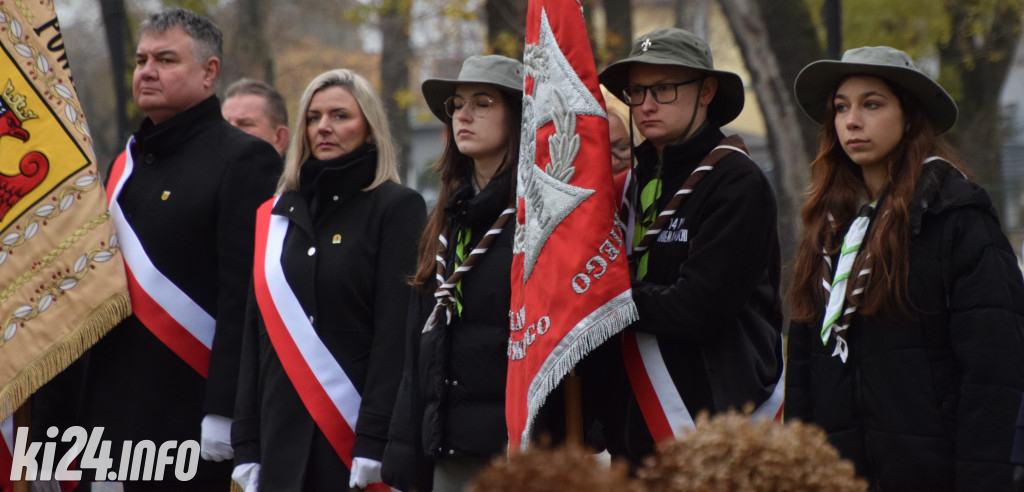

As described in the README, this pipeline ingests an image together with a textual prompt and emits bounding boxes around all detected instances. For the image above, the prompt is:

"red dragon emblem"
[0,84,49,222]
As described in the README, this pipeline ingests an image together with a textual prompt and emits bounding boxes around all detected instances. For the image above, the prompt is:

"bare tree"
[380,0,413,181]
[752,0,822,159]
[675,0,709,39]
[486,0,527,58]
[718,0,814,294]
[938,0,1023,220]
[98,0,132,163]
[602,0,632,64]
[223,0,274,85]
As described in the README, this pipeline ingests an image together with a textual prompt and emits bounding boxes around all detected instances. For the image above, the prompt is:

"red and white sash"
[1,415,12,492]
[622,331,785,442]
[107,139,214,377]
[253,198,386,489]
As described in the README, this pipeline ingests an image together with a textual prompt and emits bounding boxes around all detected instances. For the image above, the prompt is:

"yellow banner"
[0,1,129,421]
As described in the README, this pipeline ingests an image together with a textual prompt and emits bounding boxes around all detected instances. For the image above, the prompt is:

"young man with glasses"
[581,28,784,466]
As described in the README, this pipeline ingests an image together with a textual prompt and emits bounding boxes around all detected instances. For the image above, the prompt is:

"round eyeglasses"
[444,95,501,118]
[622,77,704,106]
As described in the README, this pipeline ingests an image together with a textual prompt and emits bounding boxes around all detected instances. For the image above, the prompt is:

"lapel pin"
[332,234,342,244]
[161,191,171,201]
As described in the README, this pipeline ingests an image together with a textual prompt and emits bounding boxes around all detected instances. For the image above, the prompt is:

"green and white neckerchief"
[820,201,878,362]
[631,178,663,281]
[423,206,516,332]
[453,228,471,315]
[628,136,748,281]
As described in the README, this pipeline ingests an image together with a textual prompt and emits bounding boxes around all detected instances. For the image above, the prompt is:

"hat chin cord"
[673,78,706,149]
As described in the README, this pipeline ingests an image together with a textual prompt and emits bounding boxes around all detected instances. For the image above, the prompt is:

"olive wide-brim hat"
[598,28,745,126]
[422,54,524,122]
[794,46,958,134]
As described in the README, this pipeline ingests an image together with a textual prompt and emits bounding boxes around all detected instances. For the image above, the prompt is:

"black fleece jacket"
[581,126,784,463]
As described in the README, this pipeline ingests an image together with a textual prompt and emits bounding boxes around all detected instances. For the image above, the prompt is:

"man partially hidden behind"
[32,8,281,490]
[222,78,290,156]
[580,28,784,465]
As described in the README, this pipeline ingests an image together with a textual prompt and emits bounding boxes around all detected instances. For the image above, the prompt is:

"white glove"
[232,462,260,492]
[349,456,383,489]
[200,414,234,462]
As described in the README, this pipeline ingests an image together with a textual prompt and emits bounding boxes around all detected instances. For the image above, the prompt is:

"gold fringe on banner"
[0,290,130,422]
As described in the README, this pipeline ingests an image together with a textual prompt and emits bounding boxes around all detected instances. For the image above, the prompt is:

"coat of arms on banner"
[0,3,129,423]
[506,0,637,452]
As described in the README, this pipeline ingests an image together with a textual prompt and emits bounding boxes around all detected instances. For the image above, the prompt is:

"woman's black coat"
[233,146,426,491]
[786,162,1024,491]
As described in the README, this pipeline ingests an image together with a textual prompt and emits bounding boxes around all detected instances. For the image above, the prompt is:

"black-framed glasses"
[444,95,501,118]
[622,77,704,106]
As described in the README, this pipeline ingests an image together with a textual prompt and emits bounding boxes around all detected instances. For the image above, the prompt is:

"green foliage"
[441,0,477,21]
[844,0,950,57]
[344,3,376,24]
[805,0,950,58]
[394,87,417,111]
[344,0,414,24]
[163,0,212,16]
[490,30,522,58]
[944,0,1024,70]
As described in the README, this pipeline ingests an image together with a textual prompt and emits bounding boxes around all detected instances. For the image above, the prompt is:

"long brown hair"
[411,88,523,287]
[790,76,964,322]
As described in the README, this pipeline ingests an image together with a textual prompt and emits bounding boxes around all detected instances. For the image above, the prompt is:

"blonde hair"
[601,85,642,146]
[278,69,399,193]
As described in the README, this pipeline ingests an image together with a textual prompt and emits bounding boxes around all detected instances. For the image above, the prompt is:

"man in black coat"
[31,8,281,490]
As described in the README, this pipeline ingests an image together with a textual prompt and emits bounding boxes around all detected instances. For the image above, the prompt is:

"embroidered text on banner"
[507,0,638,452]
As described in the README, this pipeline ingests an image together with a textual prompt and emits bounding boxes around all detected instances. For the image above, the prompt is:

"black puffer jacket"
[383,172,514,491]
[786,161,1024,491]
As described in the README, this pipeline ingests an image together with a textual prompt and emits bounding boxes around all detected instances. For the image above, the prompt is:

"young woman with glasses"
[382,55,525,492]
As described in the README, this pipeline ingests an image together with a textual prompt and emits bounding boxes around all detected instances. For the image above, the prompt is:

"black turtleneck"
[297,143,377,219]
[132,95,224,158]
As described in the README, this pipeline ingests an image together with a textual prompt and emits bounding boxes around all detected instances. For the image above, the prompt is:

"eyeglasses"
[444,95,501,118]
[611,143,632,160]
[622,77,704,106]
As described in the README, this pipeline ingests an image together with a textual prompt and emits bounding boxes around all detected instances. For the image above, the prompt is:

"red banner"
[506,0,637,452]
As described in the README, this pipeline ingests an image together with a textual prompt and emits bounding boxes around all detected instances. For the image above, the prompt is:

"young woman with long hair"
[382,55,524,492]
[786,46,1024,490]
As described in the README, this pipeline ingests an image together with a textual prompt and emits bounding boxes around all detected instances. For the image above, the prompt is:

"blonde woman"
[601,85,641,176]
[232,69,426,491]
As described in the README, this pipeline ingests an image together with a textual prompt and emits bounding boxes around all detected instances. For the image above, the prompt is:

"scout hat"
[422,54,524,122]
[598,28,745,126]
[794,46,958,134]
